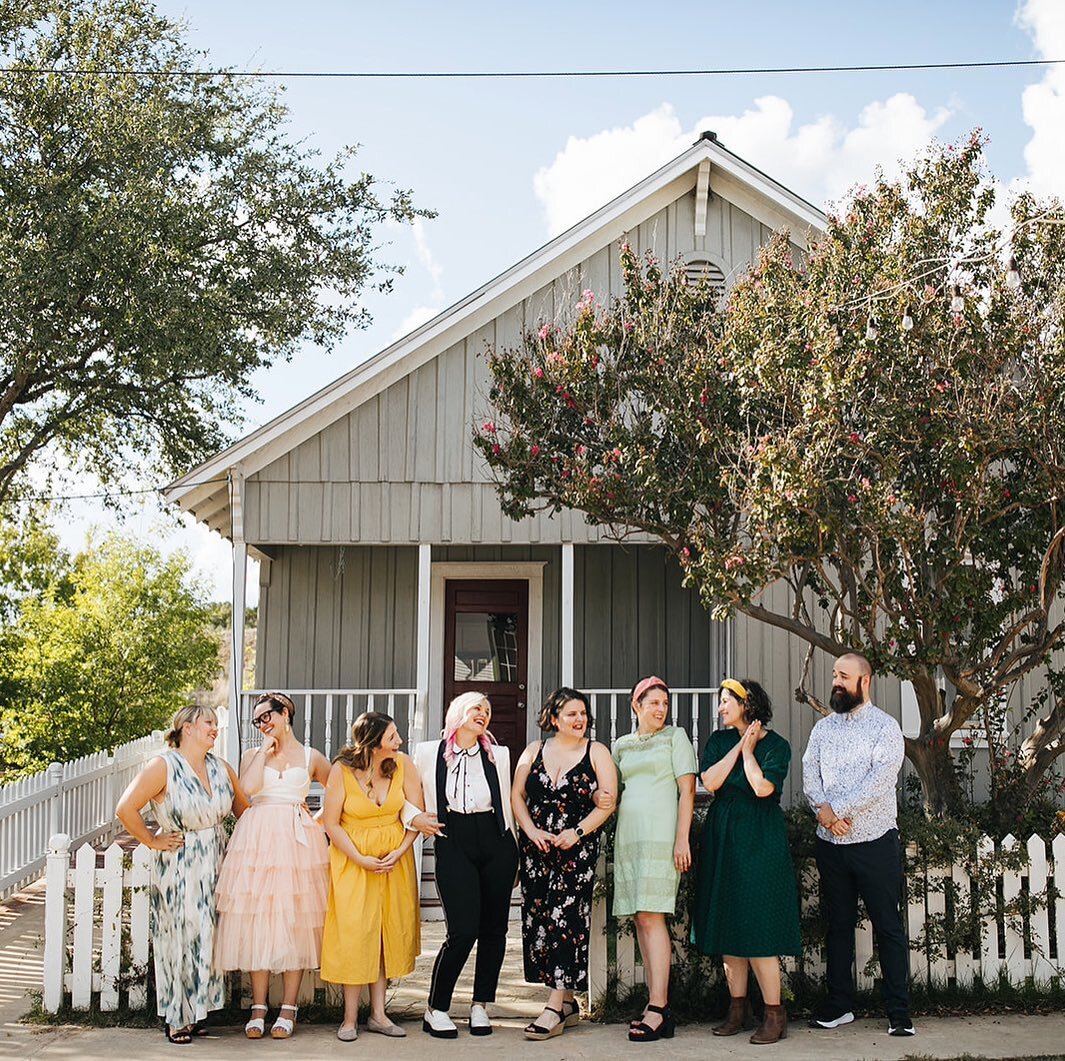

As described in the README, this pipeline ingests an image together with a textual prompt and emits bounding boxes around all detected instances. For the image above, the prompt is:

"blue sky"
[55,0,1065,598]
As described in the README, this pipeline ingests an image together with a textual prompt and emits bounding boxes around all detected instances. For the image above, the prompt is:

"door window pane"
[453,612,518,682]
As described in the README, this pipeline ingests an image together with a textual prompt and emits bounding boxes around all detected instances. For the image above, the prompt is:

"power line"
[11,477,228,504]
[0,58,1063,80]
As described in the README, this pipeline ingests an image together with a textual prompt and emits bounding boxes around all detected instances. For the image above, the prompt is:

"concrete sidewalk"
[2,881,1064,1060]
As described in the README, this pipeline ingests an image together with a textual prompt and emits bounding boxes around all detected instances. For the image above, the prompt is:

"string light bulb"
[865,316,878,341]
[901,306,914,332]
[1006,257,1021,290]
[950,285,964,313]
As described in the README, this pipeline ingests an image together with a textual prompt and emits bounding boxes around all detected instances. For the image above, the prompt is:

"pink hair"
[441,692,497,764]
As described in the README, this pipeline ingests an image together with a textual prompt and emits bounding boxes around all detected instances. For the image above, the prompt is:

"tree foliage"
[0,530,218,777]
[478,133,1065,817]
[0,0,430,506]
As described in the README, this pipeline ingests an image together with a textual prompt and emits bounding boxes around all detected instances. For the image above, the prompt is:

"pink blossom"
[538,324,551,340]
[847,494,858,503]
[848,432,861,443]
[482,420,496,434]
[861,477,871,490]
[724,555,745,571]
[623,320,634,333]
[533,367,544,379]
[682,547,691,559]
[531,445,540,457]
[576,445,587,457]
[492,443,500,456]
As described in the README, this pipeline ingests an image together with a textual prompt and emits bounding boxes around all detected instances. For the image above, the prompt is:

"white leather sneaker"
[469,1003,493,1036]
[422,1008,458,1039]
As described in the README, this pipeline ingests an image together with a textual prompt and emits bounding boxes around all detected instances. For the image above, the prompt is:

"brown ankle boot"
[750,1003,787,1044]
[712,996,751,1036]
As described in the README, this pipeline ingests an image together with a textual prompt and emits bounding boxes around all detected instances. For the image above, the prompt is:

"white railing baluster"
[325,694,335,759]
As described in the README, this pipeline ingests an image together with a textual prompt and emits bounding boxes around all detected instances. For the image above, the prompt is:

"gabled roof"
[164,134,826,538]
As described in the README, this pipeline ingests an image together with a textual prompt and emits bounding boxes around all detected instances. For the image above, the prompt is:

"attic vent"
[683,256,726,299]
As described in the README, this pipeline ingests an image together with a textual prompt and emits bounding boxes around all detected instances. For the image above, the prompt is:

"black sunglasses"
[251,704,285,728]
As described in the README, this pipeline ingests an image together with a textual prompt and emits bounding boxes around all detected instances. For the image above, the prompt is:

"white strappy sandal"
[271,1004,298,1039]
[244,1004,268,1039]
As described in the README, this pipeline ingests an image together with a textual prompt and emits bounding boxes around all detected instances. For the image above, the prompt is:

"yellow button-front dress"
[320,758,420,984]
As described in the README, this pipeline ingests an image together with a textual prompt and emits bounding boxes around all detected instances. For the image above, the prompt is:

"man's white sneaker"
[808,1010,855,1029]
[422,1008,458,1039]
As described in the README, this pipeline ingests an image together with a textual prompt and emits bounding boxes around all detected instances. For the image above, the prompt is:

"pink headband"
[632,675,669,703]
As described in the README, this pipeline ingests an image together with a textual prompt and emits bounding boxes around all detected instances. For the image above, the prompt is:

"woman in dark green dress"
[691,678,800,1046]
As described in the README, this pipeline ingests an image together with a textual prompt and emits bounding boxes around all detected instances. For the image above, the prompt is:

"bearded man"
[801,651,914,1038]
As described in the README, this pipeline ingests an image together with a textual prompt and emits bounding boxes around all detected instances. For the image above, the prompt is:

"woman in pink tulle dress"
[214,692,331,1039]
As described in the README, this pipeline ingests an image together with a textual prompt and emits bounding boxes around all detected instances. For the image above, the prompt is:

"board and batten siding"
[242,190,785,547]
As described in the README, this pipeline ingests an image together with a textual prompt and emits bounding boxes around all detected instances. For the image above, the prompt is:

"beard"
[829,685,862,714]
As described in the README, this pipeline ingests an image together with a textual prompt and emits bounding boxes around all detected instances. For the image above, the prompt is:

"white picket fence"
[589,832,1065,1002]
[0,733,164,901]
[43,827,1065,1014]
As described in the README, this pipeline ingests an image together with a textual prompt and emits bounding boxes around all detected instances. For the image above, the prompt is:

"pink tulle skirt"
[214,801,330,973]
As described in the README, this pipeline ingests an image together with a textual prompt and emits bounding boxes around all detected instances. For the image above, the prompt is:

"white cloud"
[534,95,952,236]
[1016,0,1065,199]
[391,217,445,340]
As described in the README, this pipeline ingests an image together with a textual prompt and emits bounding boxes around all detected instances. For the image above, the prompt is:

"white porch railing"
[239,689,420,760]
[0,731,165,901]
[586,687,721,750]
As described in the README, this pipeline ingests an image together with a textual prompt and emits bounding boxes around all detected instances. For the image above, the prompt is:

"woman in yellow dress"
[320,712,425,1041]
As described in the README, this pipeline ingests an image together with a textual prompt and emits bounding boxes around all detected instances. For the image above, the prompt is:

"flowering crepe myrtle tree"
[476,134,1065,818]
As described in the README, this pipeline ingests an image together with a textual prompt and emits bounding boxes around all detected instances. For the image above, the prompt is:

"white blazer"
[412,739,515,836]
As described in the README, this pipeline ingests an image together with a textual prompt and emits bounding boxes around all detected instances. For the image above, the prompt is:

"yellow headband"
[720,678,748,701]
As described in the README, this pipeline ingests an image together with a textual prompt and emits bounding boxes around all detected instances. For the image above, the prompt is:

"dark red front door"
[443,579,529,763]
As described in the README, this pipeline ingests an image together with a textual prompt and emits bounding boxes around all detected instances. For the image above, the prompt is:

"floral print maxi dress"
[518,740,599,990]
[149,750,233,1030]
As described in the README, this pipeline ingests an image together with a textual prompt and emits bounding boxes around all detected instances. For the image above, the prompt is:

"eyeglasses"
[251,704,285,728]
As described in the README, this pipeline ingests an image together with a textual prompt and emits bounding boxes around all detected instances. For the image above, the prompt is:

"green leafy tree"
[0,532,219,776]
[0,0,430,506]
[477,133,1065,817]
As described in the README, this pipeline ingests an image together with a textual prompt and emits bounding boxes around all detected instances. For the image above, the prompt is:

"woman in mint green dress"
[611,676,697,1042]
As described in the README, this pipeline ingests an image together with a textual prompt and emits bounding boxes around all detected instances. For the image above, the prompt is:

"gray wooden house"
[165,133,905,806]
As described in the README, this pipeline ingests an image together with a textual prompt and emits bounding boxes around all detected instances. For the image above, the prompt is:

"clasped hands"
[523,788,615,853]
[815,803,853,837]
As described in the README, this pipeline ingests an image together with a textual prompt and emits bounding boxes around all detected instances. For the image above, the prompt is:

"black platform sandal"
[524,1006,566,1041]
[165,1026,193,1045]
[628,1004,675,1043]
[561,999,581,1028]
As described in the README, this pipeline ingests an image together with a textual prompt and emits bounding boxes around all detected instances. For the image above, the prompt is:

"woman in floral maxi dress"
[116,705,248,1043]
[511,688,617,1041]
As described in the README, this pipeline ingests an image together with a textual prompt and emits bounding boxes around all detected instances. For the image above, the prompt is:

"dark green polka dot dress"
[691,729,801,957]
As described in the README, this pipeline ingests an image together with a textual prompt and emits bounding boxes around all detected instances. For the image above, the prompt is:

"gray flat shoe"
[336,1024,358,1042]
[366,1017,406,1038]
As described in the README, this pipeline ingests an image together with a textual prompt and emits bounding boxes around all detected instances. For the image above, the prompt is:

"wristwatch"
[575,826,585,838]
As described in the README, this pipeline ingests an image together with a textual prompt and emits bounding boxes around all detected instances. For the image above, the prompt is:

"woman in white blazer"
[410,692,518,1039]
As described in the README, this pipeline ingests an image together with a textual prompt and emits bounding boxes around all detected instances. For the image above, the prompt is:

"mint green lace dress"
[611,726,697,916]
[149,751,233,1030]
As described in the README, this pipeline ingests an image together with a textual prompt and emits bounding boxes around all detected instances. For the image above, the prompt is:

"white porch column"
[413,543,432,744]
[561,543,574,687]
[227,468,247,767]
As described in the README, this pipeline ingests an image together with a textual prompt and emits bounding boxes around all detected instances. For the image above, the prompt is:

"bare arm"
[701,739,742,792]
[321,764,380,871]
[223,761,251,816]
[115,758,183,853]
[309,748,332,788]
[674,773,696,872]
[553,743,618,850]
[740,723,776,798]
[238,735,272,797]
[511,741,555,853]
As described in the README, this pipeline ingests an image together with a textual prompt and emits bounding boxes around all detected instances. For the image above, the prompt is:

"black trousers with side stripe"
[428,811,519,1010]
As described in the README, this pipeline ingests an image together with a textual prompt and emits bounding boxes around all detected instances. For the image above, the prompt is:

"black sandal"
[524,1006,566,1041]
[165,1026,193,1045]
[561,999,581,1027]
[628,1004,675,1043]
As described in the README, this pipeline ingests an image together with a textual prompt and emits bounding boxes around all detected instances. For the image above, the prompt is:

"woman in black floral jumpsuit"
[511,688,618,1040]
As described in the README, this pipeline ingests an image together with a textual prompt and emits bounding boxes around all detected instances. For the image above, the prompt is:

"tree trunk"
[904,672,965,818]
[1018,699,1065,802]
[904,735,965,818]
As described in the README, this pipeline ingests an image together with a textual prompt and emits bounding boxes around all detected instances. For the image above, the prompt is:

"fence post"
[43,833,70,1013]
[46,763,64,838]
